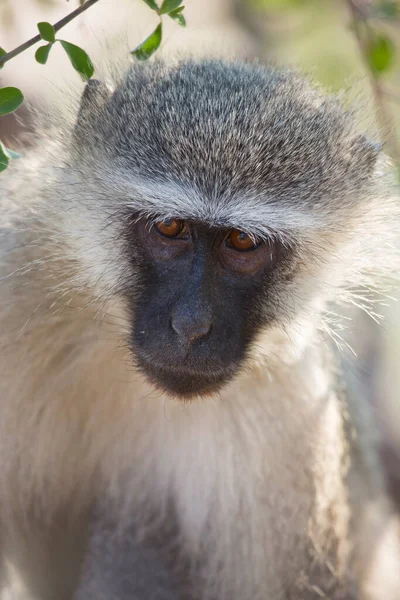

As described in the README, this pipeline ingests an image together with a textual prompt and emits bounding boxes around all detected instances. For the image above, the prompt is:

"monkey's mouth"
[136,357,234,400]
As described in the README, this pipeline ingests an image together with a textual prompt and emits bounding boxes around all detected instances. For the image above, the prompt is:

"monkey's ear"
[74,79,112,141]
[351,134,382,174]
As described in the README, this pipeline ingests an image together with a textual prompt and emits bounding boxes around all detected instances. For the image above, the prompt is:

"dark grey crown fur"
[74,59,379,212]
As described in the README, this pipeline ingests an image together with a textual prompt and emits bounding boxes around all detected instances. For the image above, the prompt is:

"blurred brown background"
[1,0,400,503]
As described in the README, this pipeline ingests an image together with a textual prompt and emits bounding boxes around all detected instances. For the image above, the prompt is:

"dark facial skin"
[126,217,281,399]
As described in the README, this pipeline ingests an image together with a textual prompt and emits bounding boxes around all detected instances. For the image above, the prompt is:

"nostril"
[170,313,212,343]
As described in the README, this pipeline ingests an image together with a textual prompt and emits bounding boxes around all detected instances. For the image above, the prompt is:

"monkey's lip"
[136,356,234,399]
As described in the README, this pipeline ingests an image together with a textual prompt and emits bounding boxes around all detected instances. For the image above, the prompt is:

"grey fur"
[70,60,385,239]
[0,58,399,600]
[73,513,183,600]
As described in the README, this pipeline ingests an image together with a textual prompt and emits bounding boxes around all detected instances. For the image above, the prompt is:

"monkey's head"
[52,59,396,399]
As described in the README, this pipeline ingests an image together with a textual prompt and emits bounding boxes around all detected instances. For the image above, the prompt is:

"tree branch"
[0,0,101,68]
[346,0,400,164]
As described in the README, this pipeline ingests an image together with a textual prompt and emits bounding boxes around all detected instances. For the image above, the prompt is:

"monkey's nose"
[170,306,212,344]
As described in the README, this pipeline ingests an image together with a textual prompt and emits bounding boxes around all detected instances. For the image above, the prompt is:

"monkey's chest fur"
[128,372,351,600]
[0,324,356,600]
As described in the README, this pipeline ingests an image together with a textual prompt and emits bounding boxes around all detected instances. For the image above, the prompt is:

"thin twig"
[346,0,400,164]
[0,0,101,68]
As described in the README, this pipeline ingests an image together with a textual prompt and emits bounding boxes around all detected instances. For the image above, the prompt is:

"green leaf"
[0,87,24,116]
[368,34,395,75]
[0,144,9,173]
[377,0,400,18]
[131,23,163,61]
[37,21,56,43]
[0,142,20,173]
[159,0,183,14]
[168,6,186,26]
[141,0,159,10]
[2,146,21,160]
[59,41,94,81]
[0,47,6,69]
[35,43,53,65]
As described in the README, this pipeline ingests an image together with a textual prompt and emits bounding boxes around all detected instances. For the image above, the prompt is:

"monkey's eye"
[226,230,261,252]
[154,219,185,238]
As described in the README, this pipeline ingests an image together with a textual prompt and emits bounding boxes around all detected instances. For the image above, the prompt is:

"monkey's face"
[64,60,383,400]
[126,217,285,398]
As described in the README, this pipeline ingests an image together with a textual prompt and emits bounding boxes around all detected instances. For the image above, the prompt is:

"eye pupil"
[155,219,184,238]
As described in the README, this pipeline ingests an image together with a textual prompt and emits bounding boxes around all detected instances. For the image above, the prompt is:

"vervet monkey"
[0,58,400,600]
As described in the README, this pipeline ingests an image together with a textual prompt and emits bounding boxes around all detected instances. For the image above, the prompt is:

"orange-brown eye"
[227,230,260,252]
[155,219,184,238]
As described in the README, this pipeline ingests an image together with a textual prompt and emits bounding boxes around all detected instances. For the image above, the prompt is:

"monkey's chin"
[137,359,232,400]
